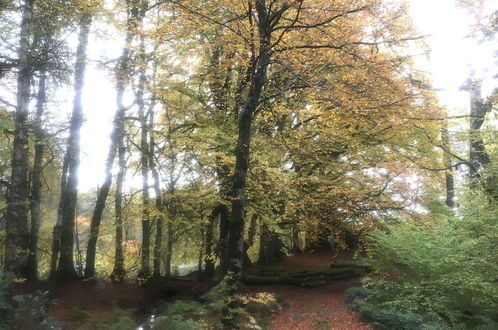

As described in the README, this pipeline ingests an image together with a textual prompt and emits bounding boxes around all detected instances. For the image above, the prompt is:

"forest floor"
[14,250,370,329]
[16,276,211,329]
[244,250,372,330]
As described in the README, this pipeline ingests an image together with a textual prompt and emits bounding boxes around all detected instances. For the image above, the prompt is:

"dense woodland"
[0,0,497,329]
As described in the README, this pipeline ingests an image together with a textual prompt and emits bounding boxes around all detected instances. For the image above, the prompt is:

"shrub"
[363,192,498,329]
[0,271,12,329]
[346,286,453,330]
[152,300,207,330]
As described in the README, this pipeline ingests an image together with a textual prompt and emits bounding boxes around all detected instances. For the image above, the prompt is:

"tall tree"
[110,128,127,282]
[4,0,34,276]
[25,70,46,280]
[150,113,164,278]
[56,13,92,280]
[137,33,151,279]
[226,0,273,283]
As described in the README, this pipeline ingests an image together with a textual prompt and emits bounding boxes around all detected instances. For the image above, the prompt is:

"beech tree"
[4,0,34,277]
[55,13,92,280]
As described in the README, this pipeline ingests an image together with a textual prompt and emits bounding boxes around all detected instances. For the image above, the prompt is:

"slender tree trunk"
[4,0,34,277]
[203,206,217,278]
[137,36,151,279]
[258,220,284,265]
[198,227,205,275]
[50,156,68,279]
[84,4,138,278]
[74,217,84,276]
[291,223,302,253]
[110,136,126,283]
[204,203,228,278]
[441,125,455,208]
[26,71,47,281]
[164,220,173,277]
[56,15,92,281]
[150,117,164,278]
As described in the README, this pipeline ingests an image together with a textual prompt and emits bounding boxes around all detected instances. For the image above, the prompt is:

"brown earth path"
[245,251,373,330]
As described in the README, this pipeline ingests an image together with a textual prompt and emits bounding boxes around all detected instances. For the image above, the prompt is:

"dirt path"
[246,251,373,330]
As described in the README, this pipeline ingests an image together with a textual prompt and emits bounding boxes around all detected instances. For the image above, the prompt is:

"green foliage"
[362,191,498,329]
[0,271,12,329]
[346,287,453,330]
[68,303,138,330]
[103,303,139,330]
[12,290,61,329]
[0,275,61,330]
[148,277,279,330]
[152,300,207,330]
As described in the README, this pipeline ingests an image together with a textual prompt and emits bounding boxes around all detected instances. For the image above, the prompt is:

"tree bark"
[110,134,126,283]
[226,0,271,281]
[216,203,230,277]
[441,124,455,208]
[50,156,68,280]
[4,0,34,277]
[25,71,46,281]
[56,15,92,281]
[203,203,228,278]
[137,36,151,279]
[164,220,174,277]
[223,3,273,327]
[150,118,164,278]
[468,79,490,183]
[203,207,216,278]
[290,223,302,253]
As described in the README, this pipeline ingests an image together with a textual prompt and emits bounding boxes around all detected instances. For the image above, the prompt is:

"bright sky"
[75,0,498,191]
[408,0,497,106]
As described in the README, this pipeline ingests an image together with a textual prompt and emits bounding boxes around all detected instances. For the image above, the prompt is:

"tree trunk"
[203,207,216,278]
[84,3,139,278]
[216,203,230,277]
[441,124,455,208]
[150,120,164,278]
[4,0,34,277]
[198,227,205,275]
[26,71,46,281]
[290,223,302,254]
[468,79,490,184]
[203,204,228,278]
[258,221,283,265]
[50,156,68,280]
[137,37,151,279]
[163,220,174,277]
[56,15,91,281]
[223,3,273,327]
[226,4,271,281]
[110,135,126,283]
